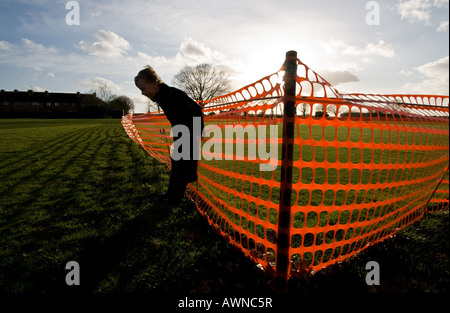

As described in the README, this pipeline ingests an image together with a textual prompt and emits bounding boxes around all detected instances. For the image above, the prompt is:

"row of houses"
[0,89,112,118]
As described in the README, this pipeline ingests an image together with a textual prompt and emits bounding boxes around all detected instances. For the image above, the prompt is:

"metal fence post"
[275,50,297,290]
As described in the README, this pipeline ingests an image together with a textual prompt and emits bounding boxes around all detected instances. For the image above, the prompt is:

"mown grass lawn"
[0,119,448,294]
[0,119,268,293]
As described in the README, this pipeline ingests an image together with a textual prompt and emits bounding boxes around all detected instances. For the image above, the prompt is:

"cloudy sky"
[0,0,448,113]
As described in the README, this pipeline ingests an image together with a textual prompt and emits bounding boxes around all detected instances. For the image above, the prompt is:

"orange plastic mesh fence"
[122,55,449,280]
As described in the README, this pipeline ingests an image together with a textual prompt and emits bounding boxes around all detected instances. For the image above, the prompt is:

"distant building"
[0,89,102,117]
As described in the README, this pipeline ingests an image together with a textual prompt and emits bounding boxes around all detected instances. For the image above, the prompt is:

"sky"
[0,0,448,113]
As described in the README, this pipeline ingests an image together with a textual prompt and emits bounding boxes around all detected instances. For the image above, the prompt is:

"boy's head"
[135,65,163,100]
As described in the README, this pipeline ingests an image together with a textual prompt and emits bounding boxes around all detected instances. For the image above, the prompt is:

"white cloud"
[136,52,169,66]
[79,77,122,92]
[367,41,396,58]
[0,41,13,51]
[396,0,449,25]
[396,0,433,24]
[399,69,414,76]
[0,38,61,71]
[90,11,102,18]
[22,38,57,54]
[433,0,449,7]
[0,38,57,55]
[401,56,449,95]
[437,20,449,32]
[416,55,449,77]
[320,70,359,86]
[176,37,227,65]
[28,85,46,92]
[132,37,238,84]
[22,38,45,52]
[79,30,131,58]
[321,39,395,58]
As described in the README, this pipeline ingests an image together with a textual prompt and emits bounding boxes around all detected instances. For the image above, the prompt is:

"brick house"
[0,89,101,117]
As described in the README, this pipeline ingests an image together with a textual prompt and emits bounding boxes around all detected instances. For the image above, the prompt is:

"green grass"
[0,119,448,294]
[0,119,261,293]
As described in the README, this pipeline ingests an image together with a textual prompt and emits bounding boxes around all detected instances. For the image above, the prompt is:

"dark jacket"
[154,83,204,183]
[154,83,204,137]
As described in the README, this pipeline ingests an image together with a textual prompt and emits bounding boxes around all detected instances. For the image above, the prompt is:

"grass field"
[0,119,448,293]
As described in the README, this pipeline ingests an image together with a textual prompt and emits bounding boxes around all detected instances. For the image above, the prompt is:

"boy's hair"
[134,65,163,84]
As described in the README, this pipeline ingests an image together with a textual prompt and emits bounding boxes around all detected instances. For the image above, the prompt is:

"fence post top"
[286,50,297,58]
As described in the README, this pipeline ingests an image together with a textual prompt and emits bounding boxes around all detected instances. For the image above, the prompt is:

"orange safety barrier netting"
[122,52,449,283]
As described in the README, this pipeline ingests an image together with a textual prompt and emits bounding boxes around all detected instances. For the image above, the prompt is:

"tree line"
[85,83,135,118]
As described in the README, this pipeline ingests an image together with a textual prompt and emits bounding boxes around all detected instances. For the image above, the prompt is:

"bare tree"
[298,103,310,117]
[90,82,115,117]
[109,95,135,114]
[146,98,160,113]
[96,83,115,103]
[172,64,231,102]
[86,82,136,116]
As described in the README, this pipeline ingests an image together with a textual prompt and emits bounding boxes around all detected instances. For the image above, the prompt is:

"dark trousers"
[167,158,198,202]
